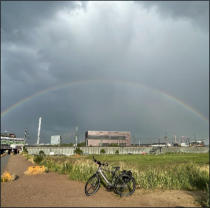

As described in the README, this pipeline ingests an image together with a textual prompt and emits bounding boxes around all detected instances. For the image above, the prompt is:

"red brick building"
[85,131,131,147]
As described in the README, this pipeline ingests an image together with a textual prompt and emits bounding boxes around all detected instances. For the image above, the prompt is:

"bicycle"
[85,156,136,197]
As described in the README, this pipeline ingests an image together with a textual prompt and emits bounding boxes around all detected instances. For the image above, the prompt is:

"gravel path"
[1,154,201,207]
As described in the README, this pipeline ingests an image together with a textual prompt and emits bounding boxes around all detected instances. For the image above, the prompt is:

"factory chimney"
[37,117,42,145]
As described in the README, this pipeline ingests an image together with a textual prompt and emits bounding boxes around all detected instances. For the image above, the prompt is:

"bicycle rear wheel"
[114,175,136,197]
[85,174,100,196]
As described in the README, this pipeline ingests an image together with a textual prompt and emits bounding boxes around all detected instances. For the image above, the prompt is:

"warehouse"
[51,135,62,145]
[85,131,131,147]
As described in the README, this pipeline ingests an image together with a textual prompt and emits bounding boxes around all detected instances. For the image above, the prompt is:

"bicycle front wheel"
[114,176,136,197]
[85,174,100,196]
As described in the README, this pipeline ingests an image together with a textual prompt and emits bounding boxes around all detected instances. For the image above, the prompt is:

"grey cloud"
[139,1,209,32]
[1,1,86,36]
[1,2,209,143]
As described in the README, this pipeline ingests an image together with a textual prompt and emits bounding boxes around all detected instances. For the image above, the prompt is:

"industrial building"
[1,132,16,138]
[51,135,62,145]
[85,131,131,147]
[1,132,25,154]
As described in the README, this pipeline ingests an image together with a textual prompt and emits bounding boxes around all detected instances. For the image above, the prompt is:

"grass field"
[31,152,209,191]
[23,152,209,207]
[87,153,209,170]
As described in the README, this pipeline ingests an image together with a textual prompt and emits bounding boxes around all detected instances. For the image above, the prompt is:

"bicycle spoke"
[85,174,100,196]
[87,185,94,193]
[87,186,92,192]
[88,181,97,191]
[91,183,97,189]
[127,183,132,192]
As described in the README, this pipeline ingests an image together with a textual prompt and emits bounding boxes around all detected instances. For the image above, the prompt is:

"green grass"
[32,153,209,192]
[27,152,209,207]
[87,153,209,170]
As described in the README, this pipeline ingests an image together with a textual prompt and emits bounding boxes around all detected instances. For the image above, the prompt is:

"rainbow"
[1,79,209,123]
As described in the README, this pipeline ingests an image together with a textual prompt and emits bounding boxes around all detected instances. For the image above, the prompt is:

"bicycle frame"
[97,166,113,187]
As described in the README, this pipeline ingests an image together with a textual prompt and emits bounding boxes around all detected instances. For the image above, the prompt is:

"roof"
[86,131,130,139]
[87,130,130,135]
[87,135,127,140]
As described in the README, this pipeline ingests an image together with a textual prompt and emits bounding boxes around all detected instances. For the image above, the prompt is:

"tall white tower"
[37,117,42,145]
[75,126,78,147]
[174,135,177,143]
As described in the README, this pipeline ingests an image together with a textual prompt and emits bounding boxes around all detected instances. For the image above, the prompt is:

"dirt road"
[1,154,201,207]
[1,154,10,174]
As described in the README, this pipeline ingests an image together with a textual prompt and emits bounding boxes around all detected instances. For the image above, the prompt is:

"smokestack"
[75,126,78,147]
[37,117,42,145]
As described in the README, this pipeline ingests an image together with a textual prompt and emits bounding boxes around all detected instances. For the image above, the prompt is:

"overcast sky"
[1,1,209,144]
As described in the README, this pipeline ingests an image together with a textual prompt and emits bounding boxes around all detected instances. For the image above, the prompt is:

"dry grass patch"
[27,157,35,164]
[199,165,209,173]
[24,166,46,175]
[1,171,16,182]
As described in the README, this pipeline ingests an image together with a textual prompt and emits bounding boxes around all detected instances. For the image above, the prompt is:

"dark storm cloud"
[2,1,87,41]
[1,2,209,144]
[139,1,209,32]
[1,1,86,109]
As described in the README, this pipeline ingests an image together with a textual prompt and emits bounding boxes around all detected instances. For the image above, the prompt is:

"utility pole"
[194,133,197,142]
[164,130,168,144]
[187,137,190,145]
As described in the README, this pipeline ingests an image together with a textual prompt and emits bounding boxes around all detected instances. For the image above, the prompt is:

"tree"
[100,149,106,154]
[74,147,83,155]
[39,150,45,157]
[23,146,28,153]
[77,141,86,147]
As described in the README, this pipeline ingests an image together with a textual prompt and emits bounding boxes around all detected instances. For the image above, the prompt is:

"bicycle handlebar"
[93,156,108,167]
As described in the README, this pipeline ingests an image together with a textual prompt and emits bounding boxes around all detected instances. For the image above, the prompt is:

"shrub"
[74,147,83,155]
[100,149,106,154]
[77,142,86,147]
[115,150,119,154]
[39,150,45,157]
[109,143,119,147]
[34,155,44,164]
[23,146,28,153]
